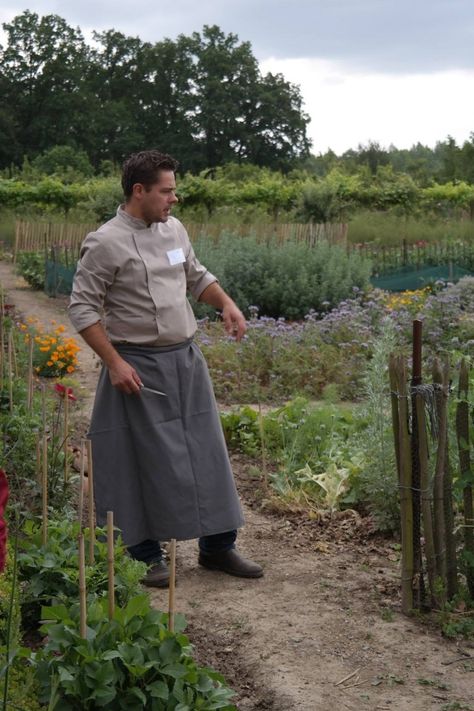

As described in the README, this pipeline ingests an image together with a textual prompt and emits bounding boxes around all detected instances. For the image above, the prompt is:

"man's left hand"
[222,303,246,341]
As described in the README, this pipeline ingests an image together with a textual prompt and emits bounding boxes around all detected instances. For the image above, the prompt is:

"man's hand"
[108,357,143,394]
[222,303,246,341]
[78,322,143,394]
[198,282,247,341]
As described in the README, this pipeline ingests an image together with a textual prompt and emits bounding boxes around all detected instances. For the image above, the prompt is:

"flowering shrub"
[19,318,80,377]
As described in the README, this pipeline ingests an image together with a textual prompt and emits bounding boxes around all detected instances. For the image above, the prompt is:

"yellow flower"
[39,346,50,352]
[66,365,74,373]
[47,360,53,366]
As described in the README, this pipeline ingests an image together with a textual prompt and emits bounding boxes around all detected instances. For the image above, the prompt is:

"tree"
[0,11,91,162]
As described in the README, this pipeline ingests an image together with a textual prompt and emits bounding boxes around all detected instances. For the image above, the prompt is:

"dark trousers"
[128,530,237,565]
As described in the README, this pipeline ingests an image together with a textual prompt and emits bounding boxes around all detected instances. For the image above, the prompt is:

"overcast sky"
[1,1,473,154]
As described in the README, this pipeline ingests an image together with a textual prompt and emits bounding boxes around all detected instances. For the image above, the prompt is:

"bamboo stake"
[42,433,48,546]
[0,289,4,386]
[11,329,18,378]
[456,359,474,598]
[78,440,85,528]
[168,539,177,632]
[397,356,414,614]
[41,381,47,436]
[258,402,268,489]
[35,431,41,484]
[7,330,13,414]
[107,511,115,621]
[432,359,447,595]
[78,533,87,638]
[86,439,95,564]
[415,392,437,607]
[27,336,34,411]
[63,394,69,482]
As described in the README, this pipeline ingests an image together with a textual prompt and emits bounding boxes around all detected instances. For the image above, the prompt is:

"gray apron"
[89,340,244,546]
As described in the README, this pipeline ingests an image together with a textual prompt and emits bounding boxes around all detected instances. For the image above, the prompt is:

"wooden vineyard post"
[397,356,414,614]
[107,511,115,621]
[78,533,87,638]
[456,359,474,598]
[168,539,177,632]
[86,439,95,564]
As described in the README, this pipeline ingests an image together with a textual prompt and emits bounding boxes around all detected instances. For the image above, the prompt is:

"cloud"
[1,0,474,72]
[261,57,474,154]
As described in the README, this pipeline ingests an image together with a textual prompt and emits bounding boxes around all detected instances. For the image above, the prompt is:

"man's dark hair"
[121,150,179,199]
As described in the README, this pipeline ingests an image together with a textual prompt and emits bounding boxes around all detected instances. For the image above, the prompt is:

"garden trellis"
[390,322,474,614]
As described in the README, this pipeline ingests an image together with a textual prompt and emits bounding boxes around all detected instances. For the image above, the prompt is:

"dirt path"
[1,260,473,711]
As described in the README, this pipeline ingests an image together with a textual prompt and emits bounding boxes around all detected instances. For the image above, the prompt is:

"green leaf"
[147,680,170,700]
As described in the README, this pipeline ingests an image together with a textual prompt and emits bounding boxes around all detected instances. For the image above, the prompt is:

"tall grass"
[348,210,474,247]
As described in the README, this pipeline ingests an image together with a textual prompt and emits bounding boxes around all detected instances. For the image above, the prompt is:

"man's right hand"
[108,357,143,394]
[78,323,143,395]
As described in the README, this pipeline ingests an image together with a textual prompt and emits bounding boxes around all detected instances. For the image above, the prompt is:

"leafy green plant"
[18,520,147,629]
[34,595,236,710]
[16,251,45,290]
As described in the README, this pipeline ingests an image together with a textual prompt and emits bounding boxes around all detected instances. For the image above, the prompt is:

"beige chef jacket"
[68,206,217,346]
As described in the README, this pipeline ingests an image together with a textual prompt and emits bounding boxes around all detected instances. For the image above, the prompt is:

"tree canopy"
[0,12,311,172]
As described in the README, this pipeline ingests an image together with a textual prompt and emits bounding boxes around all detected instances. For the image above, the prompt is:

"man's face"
[137,170,179,224]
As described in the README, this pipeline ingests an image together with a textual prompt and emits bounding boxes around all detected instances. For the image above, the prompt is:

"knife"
[140,385,168,397]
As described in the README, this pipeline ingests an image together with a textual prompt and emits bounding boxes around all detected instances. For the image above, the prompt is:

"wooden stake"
[0,293,4,387]
[7,330,13,414]
[415,392,437,607]
[35,431,41,485]
[107,511,115,621]
[78,533,87,638]
[432,359,447,591]
[168,539,177,632]
[78,440,85,528]
[42,433,48,546]
[457,359,474,598]
[63,394,69,482]
[397,356,414,615]
[41,381,47,435]
[258,402,268,489]
[86,439,95,564]
[27,337,34,411]
[11,328,18,378]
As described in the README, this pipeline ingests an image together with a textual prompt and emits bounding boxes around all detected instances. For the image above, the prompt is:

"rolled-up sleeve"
[68,232,115,333]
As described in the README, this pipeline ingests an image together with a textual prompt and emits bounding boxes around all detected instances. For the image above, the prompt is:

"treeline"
[0,11,310,173]
[307,137,474,187]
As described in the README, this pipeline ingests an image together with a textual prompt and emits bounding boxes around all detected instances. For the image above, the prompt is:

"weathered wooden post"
[456,359,474,598]
[410,320,424,607]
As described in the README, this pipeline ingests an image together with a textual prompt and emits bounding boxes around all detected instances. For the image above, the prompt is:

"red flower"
[0,469,8,574]
[54,383,77,401]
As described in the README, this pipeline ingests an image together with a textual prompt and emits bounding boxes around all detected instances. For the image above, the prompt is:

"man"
[69,150,263,587]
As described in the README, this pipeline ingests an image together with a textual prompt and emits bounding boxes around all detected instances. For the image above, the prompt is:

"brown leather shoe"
[142,559,170,588]
[198,549,263,578]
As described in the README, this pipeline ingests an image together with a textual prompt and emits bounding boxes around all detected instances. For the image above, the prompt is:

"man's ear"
[132,183,145,199]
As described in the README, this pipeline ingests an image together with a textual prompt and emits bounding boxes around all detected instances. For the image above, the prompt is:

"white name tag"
[167,248,185,265]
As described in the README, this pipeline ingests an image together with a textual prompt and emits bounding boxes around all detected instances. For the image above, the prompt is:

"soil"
[1,260,473,711]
